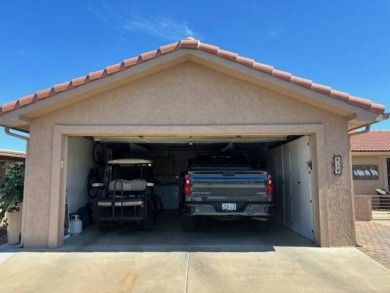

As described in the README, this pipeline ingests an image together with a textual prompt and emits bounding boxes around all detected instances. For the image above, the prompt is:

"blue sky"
[0,0,389,151]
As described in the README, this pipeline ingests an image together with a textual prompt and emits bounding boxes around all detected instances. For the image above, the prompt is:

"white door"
[289,136,314,240]
[296,136,314,240]
[289,139,301,232]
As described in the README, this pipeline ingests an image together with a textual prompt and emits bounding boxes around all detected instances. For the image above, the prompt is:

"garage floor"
[60,212,313,252]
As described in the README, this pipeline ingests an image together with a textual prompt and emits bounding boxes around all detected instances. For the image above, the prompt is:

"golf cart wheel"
[182,215,195,232]
[92,142,106,165]
[87,176,98,199]
[252,219,271,233]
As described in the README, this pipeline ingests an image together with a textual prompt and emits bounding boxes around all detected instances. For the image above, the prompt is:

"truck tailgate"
[189,169,269,202]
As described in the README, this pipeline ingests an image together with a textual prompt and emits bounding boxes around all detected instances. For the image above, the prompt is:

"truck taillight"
[184,173,192,196]
[267,174,273,197]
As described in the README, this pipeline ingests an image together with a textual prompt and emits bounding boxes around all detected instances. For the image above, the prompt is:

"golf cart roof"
[107,159,153,165]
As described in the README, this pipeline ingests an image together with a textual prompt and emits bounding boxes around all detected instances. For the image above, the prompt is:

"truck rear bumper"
[183,202,274,217]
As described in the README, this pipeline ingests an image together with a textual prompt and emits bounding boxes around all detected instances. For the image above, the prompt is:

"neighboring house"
[0,149,26,182]
[0,38,387,248]
[351,131,390,194]
[351,131,390,221]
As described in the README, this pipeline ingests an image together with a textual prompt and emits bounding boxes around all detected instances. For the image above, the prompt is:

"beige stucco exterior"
[16,60,359,248]
[354,195,372,221]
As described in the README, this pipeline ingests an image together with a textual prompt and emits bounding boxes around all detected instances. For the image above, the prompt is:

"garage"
[0,38,386,248]
[63,133,315,244]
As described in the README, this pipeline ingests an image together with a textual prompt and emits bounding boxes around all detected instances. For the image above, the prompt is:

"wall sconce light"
[332,155,343,175]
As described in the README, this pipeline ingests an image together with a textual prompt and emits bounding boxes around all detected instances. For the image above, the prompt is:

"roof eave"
[0,45,386,128]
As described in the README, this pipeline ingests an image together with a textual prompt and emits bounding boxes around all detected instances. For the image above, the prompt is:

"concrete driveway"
[0,247,389,293]
[0,216,389,292]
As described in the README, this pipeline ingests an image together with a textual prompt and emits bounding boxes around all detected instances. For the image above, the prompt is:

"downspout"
[4,127,29,248]
[349,112,390,136]
[348,125,370,136]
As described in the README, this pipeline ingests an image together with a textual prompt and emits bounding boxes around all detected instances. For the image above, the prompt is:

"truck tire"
[182,215,195,232]
[253,219,271,233]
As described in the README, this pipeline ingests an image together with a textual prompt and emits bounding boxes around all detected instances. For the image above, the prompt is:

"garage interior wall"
[66,137,94,215]
[268,136,314,240]
[153,151,194,210]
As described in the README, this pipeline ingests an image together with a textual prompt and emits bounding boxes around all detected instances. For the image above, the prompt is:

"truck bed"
[188,168,270,202]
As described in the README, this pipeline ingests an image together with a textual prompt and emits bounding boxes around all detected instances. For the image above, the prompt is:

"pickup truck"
[181,158,274,232]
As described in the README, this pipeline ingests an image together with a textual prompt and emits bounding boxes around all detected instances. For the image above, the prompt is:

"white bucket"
[69,215,83,235]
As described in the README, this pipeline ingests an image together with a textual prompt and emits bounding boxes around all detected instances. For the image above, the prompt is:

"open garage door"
[268,136,314,240]
[63,133,315,245]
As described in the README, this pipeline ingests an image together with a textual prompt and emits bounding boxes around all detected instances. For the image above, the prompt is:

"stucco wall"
[23,61,354,247]
[352,156,386,195]
[354,195,372,221]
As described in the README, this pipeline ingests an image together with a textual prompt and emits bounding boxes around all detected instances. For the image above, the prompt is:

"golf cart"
[97,158,155,231]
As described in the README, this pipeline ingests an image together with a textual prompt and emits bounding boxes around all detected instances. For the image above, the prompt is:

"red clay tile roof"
[0,37,386,115]
[351,131,390,152]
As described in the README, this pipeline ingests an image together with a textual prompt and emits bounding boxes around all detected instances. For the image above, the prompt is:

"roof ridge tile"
[252,62,274,74]
[36,88,52,100]
[71,76,88,87]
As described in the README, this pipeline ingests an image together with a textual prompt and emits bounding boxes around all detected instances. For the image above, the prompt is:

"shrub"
[0,162,25,221]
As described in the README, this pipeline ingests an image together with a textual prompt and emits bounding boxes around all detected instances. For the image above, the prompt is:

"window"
[352,165,379,180]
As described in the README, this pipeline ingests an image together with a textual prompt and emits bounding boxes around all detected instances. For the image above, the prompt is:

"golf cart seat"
[97,179,148,207]
[108,179,147,192]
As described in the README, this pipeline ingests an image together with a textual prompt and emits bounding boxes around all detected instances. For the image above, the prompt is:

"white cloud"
[124,16,197,41]
[85,2,200,42]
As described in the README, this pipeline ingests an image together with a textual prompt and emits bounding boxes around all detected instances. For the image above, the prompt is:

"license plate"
[222,203,236,211]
